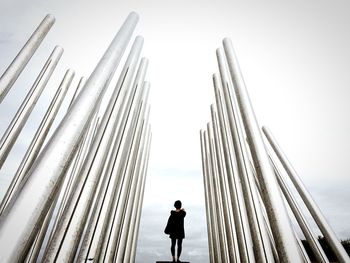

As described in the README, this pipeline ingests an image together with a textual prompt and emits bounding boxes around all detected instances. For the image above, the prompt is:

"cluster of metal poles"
[0,12,151,263]
[200,38,350,263]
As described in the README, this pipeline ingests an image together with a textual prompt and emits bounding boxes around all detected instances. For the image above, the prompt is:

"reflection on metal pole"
[0,14,55,102]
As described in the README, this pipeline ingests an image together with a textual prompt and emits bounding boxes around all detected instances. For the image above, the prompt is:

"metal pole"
[76,41,144,262]
[43,37,145,263]
[216,47,274,262]
[203,130,223,262]
[0,46,63,169]
[46,114,100,249]
[0,69,74,214]
[269,155,329,263]
[0,12,138,262]
[222,38,303,262]
[129,130,152,263]
[123,124,151,262]
[114,107,150,262]
[0,14,55,102]
[100,83,149,262]
[211,74,246,263]
[83,66,148,262]
[200,130,216,263]
[76,59,147,262]
[210,106,238,263]
[207,122,230,263]
[262,126,350,263]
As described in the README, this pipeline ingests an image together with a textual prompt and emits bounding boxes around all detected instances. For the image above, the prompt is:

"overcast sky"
[1,0,350,262]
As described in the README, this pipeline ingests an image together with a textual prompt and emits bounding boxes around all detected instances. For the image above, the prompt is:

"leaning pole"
[0,12,152,263]
[200,37,349,263]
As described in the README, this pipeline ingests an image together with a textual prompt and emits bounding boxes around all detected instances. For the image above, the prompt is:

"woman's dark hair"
[174,200,182,209]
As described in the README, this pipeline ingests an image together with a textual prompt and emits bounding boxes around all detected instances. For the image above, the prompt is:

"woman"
[165,200,186,262]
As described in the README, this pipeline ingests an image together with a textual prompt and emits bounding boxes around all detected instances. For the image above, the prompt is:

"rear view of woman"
[164,200,186,262]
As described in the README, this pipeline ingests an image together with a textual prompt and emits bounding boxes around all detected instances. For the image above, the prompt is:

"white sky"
[1,0,350,262]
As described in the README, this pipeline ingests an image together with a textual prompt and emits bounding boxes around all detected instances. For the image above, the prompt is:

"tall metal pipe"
[0,69,74,215]
[43,37,145,263]
[262,126,350,263]
[222,38,303,262]
[100,84,149,262]
[114,107,150,262]
[0,46,63,169]
[0,12,138,262]
[216,47,274,262]
[77,60,147,262]
[129,129,152,263]
[200,130,216,263]
[0,14,55,102]
[210,106,238,263]
[47,114,100,247]
[207,122,230,263]
[83,66,148,262]
[211,74,246,262]
[123,124,151,262]
[50,117,99,249]
[269,155,329,263]
[203,130,224,262]
[76,41,144,262]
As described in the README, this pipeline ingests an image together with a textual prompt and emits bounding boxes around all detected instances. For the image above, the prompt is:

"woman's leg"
[177,239,183,259]
[171,238,176,260]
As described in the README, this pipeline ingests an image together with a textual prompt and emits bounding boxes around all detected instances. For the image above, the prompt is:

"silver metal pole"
[0,46,63,169]
[0,12,138,262]
[200,130,216,263]
[211,74,247,263]
[47,114,100,247]
[0,14,55,102]
[222,38,303,262]
[262,126,350,263]
[210,106,238,263]
[83,66,148,262]
[114,107,150,262]
[43,37,145,263]
[0,69,74,214]
[129,129,152,263]
[76,40,144,262]
[207,122,230,263]
[203,130,224,262]
[249,160,280,262]
[123,124,151,262]
[101,83,149,262]
[216,47,274,262]
[77,60,147,262]
[269,155,329,263]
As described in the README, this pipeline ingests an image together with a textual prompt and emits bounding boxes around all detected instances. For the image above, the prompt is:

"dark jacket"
[168,210,186,239]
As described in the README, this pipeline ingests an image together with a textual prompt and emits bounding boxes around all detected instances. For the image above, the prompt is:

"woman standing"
[165,200,186,262]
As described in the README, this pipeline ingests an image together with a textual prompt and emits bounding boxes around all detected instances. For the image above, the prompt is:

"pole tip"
[44,14,56,24]
[129,11,140,20]
[223,37,233,45]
